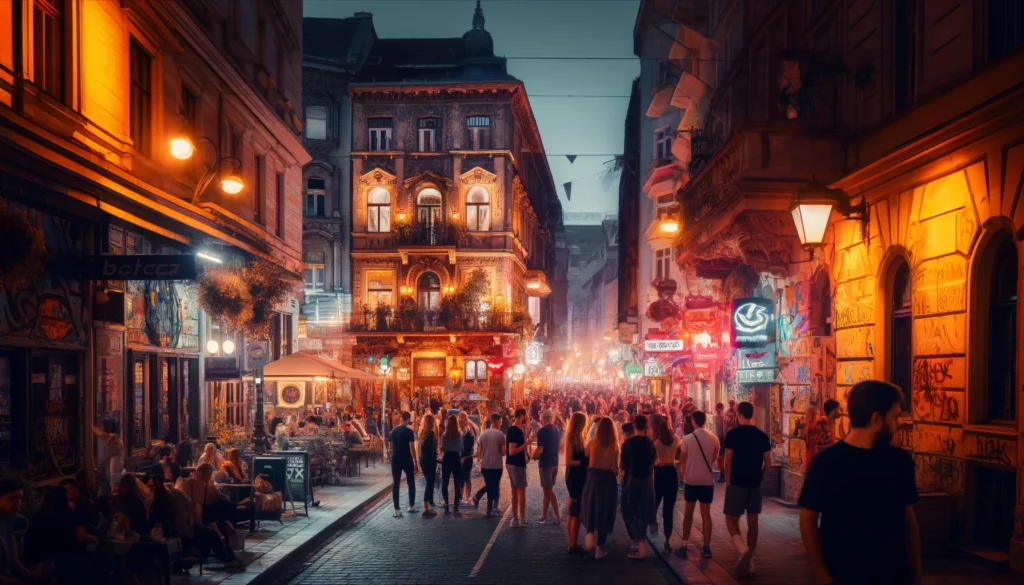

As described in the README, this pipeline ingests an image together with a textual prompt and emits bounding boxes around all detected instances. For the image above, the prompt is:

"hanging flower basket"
[0,203,47,292]
[197,268,254,332]
[243,257,294,338]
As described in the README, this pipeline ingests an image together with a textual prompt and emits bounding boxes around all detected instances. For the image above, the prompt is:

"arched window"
[466,186,490,231]
[465,360,477,381]
[367,187,391,232]
[305,106,327,140]
[986,234,1018,421]
[417,272,441,312]
[889,260,912,414]
[305,176,325,217]
[417,188,442,240]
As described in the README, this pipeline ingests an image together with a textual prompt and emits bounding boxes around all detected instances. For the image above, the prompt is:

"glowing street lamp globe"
[513,363,526,376]
[206,340,219,354]
[220,175,244,195]
[222,340,235,355]
[169,137,196,160]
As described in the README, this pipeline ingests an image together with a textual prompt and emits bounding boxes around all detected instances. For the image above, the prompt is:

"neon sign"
[730,297,775,347]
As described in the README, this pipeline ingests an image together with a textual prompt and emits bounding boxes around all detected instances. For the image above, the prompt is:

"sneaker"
[393,510,403,518]
[472,496,481,509]
[675,543,688,558]
[537,516,547,525]
[422,509,437,518]
[701,545,712,558]
[407,506,418,514]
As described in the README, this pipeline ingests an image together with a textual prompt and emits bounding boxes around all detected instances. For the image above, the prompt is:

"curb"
[247,479,393,585]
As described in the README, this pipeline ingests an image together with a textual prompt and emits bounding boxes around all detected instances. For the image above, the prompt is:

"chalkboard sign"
[273,450,311,515]
[251,455,288,510]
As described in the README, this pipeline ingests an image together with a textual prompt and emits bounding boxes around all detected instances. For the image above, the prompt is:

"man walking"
[473,413,506,517]
[506,408,532,528]
[532,409,562,525]
[389,411,418,518]
[678,410,720,558]
[723,401,771,575]
[799,381,921,585]
[713,403,727,482]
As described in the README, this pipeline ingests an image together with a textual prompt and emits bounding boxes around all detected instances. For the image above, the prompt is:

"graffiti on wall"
[0,205,88,345]
[915,454,964,495]
[913,424,962,458]
[125,280,199,349]
[963,433,1016,467]
[910,358,963,425]
[913,314,966,356]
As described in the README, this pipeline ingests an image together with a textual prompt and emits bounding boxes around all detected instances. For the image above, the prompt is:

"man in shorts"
[723,401,771,576]
[678,410,720,558]
[506,408,532,528]
[532,409,562,525]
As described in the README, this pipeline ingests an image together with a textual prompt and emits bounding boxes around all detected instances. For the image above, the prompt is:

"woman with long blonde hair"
[563,411,589,553]
[580,416,620,560]
[418,413,439,516]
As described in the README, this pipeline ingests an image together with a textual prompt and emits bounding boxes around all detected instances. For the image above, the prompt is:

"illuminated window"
[467,116,491,150]
[306,177,326,217]
[465,360,487,382]
[466,186,490,231]
[366,270,395,308]
[32,0,64,100]
[367,187,391,232]
[305,106,327,140]
[369,118,392,151]
[418,118,441,152]
[465,360,477,381]
[418,272,441,312]
[417,188,442,240]
[889,261,912,414]
[129,38,153,155]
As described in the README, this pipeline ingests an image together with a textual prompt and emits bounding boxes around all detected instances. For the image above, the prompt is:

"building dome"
[462,1,494,59]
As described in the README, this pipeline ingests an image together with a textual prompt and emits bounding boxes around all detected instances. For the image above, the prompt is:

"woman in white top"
[650,414,681,553]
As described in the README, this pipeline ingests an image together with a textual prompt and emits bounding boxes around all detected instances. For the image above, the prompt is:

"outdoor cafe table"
[95,535,182,585]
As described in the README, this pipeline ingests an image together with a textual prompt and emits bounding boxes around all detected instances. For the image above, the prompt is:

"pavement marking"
[468,505,513,578]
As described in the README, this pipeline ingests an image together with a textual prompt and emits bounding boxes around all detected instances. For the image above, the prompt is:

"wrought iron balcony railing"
[304,308,533,336]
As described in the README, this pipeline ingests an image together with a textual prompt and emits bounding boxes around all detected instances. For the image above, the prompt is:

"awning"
[643,162,683,199]
[668,24,716,62]
[646,85,674,118]
[672,72,712,132]
[262,351,379,381]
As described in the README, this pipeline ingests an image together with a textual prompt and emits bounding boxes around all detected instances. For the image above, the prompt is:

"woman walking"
[440,413,464,516]
[651,414,681,553]
[564,412,589,553]
[418,413,439,517]
[621,414,657,560]
[580,417,620,560]
[459,412,477,505]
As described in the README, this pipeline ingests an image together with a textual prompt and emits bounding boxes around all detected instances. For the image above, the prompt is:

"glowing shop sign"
[730,297,775,347]
[644,339,685,352]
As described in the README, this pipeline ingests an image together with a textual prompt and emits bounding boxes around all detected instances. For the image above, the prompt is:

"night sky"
[304,0,640,222]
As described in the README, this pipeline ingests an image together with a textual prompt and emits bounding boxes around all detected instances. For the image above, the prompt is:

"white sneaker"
[407,506,418,513]
[393,510,403,518]
[537,516,547,525]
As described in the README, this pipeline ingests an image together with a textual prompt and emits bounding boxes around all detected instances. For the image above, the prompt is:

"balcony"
[305,308,533,336]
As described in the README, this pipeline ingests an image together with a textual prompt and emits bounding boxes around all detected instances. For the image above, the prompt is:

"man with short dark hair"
[506,408,532,527]
[473,414,506,517]
[799,381,921,585]
[723,401,771,576]
[532,409,562,525]
[389,411,418,518]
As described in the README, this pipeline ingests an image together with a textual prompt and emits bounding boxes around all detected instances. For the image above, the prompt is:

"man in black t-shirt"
[799,381,921,585]
[723,401,771,576]
[389,411,418,518]
[506,408,532,528]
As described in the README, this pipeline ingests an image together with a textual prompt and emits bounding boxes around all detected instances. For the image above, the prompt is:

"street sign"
[247,340,270,369]
[624,362,643,379]
[85,255,196,280]
[644,339,685,352]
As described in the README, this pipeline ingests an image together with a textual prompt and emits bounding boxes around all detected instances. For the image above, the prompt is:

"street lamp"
[657,216,680,233]
[790,180,868,246]
[168,136,245,205]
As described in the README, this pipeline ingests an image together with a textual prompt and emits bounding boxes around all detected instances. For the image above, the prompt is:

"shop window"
[986,236,1018,421]
[367,187,391,232]
[130,357,148,451]
[889,261,912,414]
[466,186,490,231]
[224,382,245,427]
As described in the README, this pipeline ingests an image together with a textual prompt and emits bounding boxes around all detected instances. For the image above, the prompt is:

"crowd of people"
[384,380,924,584]
[0,436,295,584]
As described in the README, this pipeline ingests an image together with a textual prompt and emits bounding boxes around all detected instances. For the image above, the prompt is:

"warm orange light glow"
[452,211,460,219]
[658,218,680,233]
[169,137,195,160]
[220,175,244,195]
[397,212,407,221]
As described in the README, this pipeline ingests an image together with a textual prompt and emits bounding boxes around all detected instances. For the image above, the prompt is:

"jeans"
[654,466,678,539]
[391,460,416,510]
[481,468,502,512]
[441,451,463,511]
[422,462,436,506]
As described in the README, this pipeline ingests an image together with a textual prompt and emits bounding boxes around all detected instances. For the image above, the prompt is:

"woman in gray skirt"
[620,414,657,559]
[580,416,620,560]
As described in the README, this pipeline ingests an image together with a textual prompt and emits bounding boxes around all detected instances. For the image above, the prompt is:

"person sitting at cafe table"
[0,478,46,585]
[274,425,290,451]
[182,464,236,547]
[197,443,224,470]
[157,446,181,483]
[220,449,246,484]
[110,474,148,536]
[72,471,103,538]
[341,422,364,447]
[151,476,240,568]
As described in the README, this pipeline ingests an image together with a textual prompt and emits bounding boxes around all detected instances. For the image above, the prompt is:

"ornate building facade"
[313,2,562,402]
[0,0,307,475]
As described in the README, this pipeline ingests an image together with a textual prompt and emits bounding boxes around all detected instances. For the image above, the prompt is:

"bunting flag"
[566,155,577,164]
[563,181,572,200]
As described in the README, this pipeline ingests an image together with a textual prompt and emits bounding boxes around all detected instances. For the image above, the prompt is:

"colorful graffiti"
[126,280,199,349]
